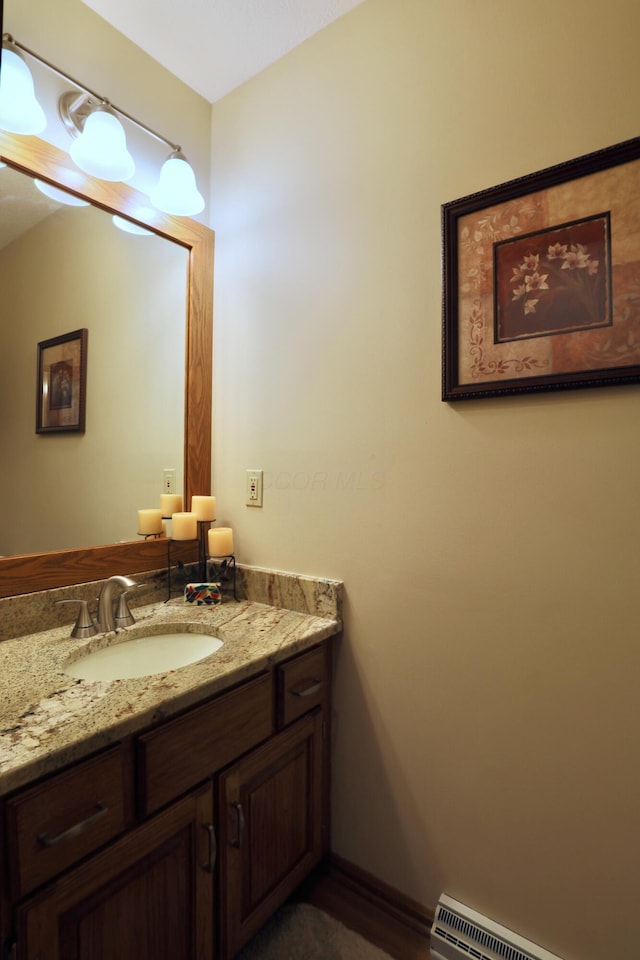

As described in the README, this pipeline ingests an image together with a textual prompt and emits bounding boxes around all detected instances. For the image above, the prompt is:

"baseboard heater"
[431,894,565,960]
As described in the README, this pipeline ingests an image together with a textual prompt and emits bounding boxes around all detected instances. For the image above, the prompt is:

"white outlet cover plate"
[246,469,263,507]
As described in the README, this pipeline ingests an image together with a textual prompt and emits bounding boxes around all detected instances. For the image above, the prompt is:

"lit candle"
[208,526,234,557]
[138,508,163,535]
[171,512,198,540]
[191,495,216,521]
[160,493,183,517]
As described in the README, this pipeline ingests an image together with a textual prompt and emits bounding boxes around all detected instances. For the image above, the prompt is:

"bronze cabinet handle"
[291,679,323,698]
[230,802,245,849]
[37,801,108,847]
[201,822,217,872]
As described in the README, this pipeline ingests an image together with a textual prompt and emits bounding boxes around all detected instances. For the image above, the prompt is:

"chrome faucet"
[97,575,137,633]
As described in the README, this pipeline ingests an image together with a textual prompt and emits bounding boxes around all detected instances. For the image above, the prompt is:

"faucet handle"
[114,584,145,629]
[56,599,98,639]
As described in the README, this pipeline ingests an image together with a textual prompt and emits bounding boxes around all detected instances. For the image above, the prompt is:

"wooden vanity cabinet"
[15,783,214,960]
[0,808,9,957]
[2,639,331,960]
[218,710,325,959]
[218,641,331,959]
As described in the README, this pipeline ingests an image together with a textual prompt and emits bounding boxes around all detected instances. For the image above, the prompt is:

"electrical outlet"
[246,469,263,507]
[163,468,176,494]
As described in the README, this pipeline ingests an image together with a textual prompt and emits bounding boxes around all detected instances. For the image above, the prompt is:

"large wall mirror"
[0,131,214,599]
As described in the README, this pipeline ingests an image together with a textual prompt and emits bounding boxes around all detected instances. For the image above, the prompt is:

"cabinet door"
[218,710,325,959]
[16,783,215,960]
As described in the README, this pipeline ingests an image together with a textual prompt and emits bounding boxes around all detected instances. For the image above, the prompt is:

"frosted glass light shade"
[0,48,46,135]
[150,154,205,216]
[69,108,135,181]
[112,215,153,236]
[34,179,90,206]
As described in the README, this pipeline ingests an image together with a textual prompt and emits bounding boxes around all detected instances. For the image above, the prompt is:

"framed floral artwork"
[442,136,640,400]
[36,328,88,433]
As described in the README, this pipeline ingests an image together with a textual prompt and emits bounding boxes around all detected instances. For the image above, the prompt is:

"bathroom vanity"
[0,575,341,959]
[0,128,345,959]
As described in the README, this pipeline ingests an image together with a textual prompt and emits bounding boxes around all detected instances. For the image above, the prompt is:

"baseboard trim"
[298,853,433,959]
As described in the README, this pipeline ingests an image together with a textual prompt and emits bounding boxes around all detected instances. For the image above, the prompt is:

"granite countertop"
[0,580,341,796]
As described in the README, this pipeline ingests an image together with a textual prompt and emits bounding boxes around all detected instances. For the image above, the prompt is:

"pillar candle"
[138,508,163,535]
[191,495,216,521]
[208,526,233,557]
[160,493,183,517]
[171,512,198,540]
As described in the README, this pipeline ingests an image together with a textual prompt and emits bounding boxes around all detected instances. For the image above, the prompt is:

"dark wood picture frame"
[36,328,88,433]
[442,136,640,401]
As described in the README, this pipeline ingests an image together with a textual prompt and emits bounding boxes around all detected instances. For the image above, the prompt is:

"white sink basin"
[65,631,224,681]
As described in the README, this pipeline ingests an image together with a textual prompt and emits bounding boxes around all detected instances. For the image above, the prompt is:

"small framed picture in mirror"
[36,328,88,433]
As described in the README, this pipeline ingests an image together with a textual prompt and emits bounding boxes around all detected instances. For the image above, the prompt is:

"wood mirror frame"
[0,131,214,599]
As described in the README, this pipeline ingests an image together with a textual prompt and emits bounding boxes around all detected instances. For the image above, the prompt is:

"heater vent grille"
[431,895,564,960]
[434,908,535,960]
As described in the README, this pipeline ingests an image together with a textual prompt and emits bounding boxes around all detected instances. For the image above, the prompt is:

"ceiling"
[80,0,366,104]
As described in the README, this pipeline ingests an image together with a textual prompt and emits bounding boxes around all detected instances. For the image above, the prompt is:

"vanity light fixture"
[0,40,46,134]
[0,33,206,216]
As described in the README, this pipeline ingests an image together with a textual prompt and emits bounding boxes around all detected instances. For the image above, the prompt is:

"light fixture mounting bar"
[2,33,181,152]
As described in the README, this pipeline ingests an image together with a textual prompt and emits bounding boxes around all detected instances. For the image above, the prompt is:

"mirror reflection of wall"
[0,165,188,556]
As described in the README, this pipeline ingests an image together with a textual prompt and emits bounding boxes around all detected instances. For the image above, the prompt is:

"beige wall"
[210,2,640,958]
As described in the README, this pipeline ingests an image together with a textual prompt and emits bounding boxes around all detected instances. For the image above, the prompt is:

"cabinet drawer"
[277,644,328,728]
[7,745,130,899]
[137,672,274,815]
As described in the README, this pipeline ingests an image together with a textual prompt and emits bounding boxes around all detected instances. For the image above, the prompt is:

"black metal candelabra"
[164,521,237,602]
